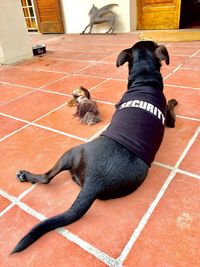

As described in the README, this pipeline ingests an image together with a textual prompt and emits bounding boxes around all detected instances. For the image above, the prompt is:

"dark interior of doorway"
[180,0,200,28]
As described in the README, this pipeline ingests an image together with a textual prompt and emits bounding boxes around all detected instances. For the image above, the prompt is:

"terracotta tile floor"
[0,33,200,267]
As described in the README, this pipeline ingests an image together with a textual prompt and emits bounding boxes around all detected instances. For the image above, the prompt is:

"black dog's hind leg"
[16,149,74,184]
[11,181,98,254]
[165,99,178,128]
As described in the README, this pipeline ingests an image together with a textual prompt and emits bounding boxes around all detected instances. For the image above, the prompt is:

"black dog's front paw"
[168,99,178,107]
[16,170,28,182]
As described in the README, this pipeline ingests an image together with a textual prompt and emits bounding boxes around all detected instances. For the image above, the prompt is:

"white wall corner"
[0,0,33,64]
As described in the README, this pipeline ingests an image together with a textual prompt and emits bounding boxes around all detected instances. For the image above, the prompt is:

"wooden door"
[33,0,64,33]
[137,0,182,30]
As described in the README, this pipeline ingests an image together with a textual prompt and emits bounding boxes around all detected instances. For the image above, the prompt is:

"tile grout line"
[176,115,200,122]
[73,62,98,73]
[0,203,15,217]
[163,64,183,81]
[89,78,111,92]
[32,122,87,142]
[0,81,37,90]
[153,160,174,170]
[0,123,30,142]
[95,99,115,106]
[0,183,37,216]
[18,184,37,200]
[153,161,200,180]
[56,228,117,266]
[0,188,117,266]
[0,105,105,143]
[164,47,200,83]
[165,83,200,91]
[0,100,88,143]
[3,74,197,92]
[0,89,38,107]
[42,61,98,75]
[177,168,200,181]
[0,110,88,143]
[36,87,72,97]
[117,170,177,264]
[117,126,200,264]
[74,73,127,82]
[38,73,70,89]
[35,87,117,106]
[181,67,200,71]
[87,124,110,142]
[31,101,70,123]
[175,127,200,166]
[190,49,200,58]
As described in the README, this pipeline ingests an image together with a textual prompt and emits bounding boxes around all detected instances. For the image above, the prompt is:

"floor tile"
[73,51,112,62]
[165,68,200,88]
[91,79,127,103]
[168,55,189,67]
[0,125,83,196]
[179,134,200,176]
[155,118,199,166]
[164,85,200,119]
[15,57,65,70]
[0,84,34,105]
[1,33,200,266]
[44,50,82,59]
[46,60,94,73]
[167,46,199,56]
[22,165,170,258]
[102,53,118,64]
[168,42,200,47]
[36,102,115,139]
[41,74,105,95]
[0,115,26,139]
[0,66,65,88]
[0,90,68,121]
[182,56,200,70]
[161,66,175,78]
[124,173,200,267]
[0,196,10,212]
[76,62,128,80]
[93,44,132,53]
[0,206,106,267]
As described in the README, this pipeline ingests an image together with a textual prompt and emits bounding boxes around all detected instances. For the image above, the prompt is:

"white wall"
[60,0,136,33]
[0,0,33,64]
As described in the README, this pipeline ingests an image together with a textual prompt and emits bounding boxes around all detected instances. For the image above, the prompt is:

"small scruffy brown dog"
[68,86,101,125]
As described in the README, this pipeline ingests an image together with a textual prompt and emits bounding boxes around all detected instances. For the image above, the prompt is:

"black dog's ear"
[116,48,132,67]
[155,45,170,65]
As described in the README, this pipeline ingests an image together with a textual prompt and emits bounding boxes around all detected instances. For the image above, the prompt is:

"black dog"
[12,41,177,254]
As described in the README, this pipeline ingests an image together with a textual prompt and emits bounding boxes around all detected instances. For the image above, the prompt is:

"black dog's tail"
[11,185,97,254]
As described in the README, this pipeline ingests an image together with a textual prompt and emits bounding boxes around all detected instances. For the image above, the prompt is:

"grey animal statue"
[82,4,118,34]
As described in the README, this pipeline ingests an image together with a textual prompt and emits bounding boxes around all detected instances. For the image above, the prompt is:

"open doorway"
[180,0,200,28]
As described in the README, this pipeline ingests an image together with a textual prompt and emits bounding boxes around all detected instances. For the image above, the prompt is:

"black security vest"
[102,86,167,166]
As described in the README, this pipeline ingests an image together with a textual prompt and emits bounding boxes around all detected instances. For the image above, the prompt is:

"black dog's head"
[116,41,169,69]
[116,41,169,89]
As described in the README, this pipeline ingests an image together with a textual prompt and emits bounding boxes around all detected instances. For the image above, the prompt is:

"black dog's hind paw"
[16,171,28,182]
